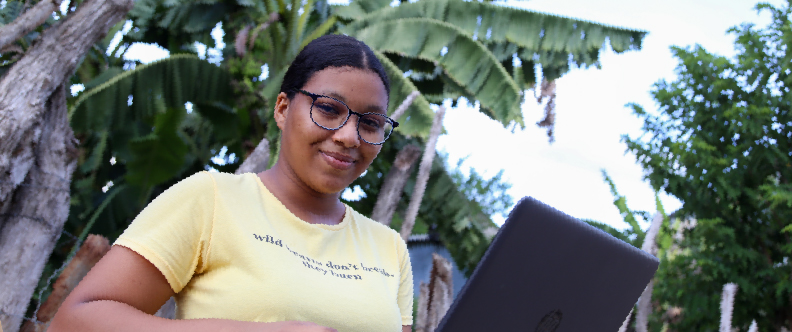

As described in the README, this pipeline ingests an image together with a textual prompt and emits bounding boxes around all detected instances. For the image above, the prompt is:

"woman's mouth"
[320,151,356,170]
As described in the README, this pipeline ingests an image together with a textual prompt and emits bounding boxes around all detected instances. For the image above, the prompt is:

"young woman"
[50,35,413,332]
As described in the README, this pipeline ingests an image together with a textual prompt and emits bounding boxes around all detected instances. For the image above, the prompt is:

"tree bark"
[399,106,445,241]
[634,212,663,332]
[0,86,78,332]
[719,283,738,332]
[235,138,270,175]
[415,253,453,332]
[617,308,633,332]
[0,0,62,51]
[0,0,134,203]
[0,0,134,330]
[18,235,110,332]
[371,144,421,226]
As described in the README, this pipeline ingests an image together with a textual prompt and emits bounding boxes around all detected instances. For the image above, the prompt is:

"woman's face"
[274,66,389,194]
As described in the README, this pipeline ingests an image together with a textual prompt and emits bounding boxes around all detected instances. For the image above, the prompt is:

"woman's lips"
[320,151,356,170]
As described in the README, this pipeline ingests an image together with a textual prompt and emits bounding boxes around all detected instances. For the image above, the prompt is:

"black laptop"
[435,197,659,332]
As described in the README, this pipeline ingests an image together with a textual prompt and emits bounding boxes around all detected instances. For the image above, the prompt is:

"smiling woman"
[49,35,413,332]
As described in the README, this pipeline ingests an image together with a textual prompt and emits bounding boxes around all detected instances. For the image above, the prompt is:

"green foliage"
[126,107,189,187]
[374,50,435,136]
[343,0,644,81]
[340,0,646,128]
[24,0,646,316]
[623,2,792,330]
[345,135,510,276]
[352,17,523,126]
[0,0,62,77]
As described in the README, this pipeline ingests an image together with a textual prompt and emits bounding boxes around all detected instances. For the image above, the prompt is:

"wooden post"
[19,235,110,332]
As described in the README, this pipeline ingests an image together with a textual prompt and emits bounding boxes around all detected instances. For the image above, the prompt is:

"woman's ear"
[273,92,290,131]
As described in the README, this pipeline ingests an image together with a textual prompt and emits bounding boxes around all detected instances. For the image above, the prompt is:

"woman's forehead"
[304,67,389,112]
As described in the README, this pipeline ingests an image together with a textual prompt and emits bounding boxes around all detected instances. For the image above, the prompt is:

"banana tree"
[18,0,648,322]
[337,0,646,138]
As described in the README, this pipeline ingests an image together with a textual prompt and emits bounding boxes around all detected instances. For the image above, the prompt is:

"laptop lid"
[435,197,659,332]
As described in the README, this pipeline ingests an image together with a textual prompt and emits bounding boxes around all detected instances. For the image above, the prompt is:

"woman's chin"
[310,177,353,195]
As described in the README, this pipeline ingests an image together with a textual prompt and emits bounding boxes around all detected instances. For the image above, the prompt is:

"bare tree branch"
[400,106,445,240]
[371,144,421,225]
[389,90,420,122]
[0,0,134,203]
[0,0,61,51]
[635,212,664,332]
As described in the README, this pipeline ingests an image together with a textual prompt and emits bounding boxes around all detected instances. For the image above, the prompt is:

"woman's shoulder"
[347,207,405,244]
[201,171,260,191]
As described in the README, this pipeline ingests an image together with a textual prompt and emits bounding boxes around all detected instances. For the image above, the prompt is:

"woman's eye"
[360,117,383,131]
[315,103,341,116]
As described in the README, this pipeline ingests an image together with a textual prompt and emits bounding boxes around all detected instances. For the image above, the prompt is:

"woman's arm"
[402,325,411,332]
[49,246,336,332]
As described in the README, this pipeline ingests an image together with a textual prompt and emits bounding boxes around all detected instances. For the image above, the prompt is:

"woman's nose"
[332,116,361,148]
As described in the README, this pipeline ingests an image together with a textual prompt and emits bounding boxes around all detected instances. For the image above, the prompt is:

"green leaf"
[346,0,645,79]
[80,130,109,174]
[350,17,524,127]
[70,55,233,134]
[125,107,189,187]
[372,50,434,138]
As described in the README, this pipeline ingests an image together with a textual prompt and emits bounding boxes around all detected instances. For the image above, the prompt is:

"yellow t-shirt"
[114,171,413,331]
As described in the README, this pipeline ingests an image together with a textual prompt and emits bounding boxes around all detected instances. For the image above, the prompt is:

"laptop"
[435,197,659,332]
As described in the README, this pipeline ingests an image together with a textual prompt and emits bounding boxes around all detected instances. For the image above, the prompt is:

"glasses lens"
[358,113,393,144]
[311,96,349,129]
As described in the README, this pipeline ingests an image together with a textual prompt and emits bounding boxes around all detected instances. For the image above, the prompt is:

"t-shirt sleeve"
[113,171,216,294]
[396,233,414,326]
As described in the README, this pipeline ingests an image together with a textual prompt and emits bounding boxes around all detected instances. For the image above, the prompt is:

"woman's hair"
[279,34,391,101]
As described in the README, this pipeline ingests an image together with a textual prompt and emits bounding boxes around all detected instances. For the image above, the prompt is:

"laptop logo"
[534,309,563,332]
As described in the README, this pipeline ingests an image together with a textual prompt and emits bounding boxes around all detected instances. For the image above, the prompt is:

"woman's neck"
[257,163,346,226]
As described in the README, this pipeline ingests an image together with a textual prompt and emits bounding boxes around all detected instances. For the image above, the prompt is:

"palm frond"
[350,17,524,126]
[333,0,392,20]
[373,50,434,137]
[348,0,646,80]
[70,54,233,134]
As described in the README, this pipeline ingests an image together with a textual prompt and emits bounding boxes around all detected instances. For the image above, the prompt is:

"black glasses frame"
[296,89,399,145]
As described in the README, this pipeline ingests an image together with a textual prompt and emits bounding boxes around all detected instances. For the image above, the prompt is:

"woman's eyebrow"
[325,91,387,115]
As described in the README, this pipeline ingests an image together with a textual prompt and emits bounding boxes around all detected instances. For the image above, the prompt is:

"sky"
[432,0,786,229]
[120,0,786,231]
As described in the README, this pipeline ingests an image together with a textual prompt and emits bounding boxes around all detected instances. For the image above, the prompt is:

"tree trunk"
[415,253,453,332]
[618,308,633,332]
[0,0,134,330]
[371,144,421,226]
[0,0,62,50]
[19,235,110,332]
[399,106,445,241]
[634,212,663,332]
[719,283,738,332]
[0,86,78,332]
[0,0,134,203]
[235,138,270,175]
[389,91,420,122]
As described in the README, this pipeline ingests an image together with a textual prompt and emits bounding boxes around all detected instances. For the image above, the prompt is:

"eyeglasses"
[295,89,399,145]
